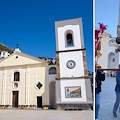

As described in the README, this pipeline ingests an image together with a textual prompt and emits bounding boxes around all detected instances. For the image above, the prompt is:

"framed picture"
[65,86,81,98]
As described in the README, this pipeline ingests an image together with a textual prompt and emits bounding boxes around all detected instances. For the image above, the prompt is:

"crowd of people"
[95,63,120,120]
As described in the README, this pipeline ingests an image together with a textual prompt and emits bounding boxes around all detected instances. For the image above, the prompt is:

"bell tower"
[55,18,93,110]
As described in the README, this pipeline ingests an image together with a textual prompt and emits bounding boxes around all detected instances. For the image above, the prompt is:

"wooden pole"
[98,68,119,71]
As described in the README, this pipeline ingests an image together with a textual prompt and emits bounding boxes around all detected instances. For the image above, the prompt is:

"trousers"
[113,92,120,113]
[95,92,100,119]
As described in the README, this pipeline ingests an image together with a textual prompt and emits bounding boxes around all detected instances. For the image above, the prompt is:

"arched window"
[65,30,74,47]
[49,67,56,75]
[14,72,20,81]
[109,39,117,47]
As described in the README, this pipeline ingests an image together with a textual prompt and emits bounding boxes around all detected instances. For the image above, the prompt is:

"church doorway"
[12,91,18,108]
[107,52,116,76]
[37,96,42,108]
[49,81,56,109]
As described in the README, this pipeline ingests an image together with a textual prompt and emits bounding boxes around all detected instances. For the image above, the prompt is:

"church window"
[109,39,117,47]
[36,82,43,90]
[49,67,56,74]
[65,30,74,47]
[14,83,18,88]
[14,72,20,81]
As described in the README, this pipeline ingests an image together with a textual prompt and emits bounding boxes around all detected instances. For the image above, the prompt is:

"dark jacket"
[95,70,105,93]
[115,71,120,93]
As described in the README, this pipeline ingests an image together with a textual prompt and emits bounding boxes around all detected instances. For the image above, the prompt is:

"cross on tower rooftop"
[16,43,19,48]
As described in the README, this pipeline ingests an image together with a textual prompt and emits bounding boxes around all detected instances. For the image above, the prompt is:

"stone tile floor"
[0,109,93,120]
[99,77,120,120]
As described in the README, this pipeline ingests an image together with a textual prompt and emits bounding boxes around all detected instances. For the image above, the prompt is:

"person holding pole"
[95,63,105,120]
[113,64,120,117]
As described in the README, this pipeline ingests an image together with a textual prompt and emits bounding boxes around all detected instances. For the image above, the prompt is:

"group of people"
[95,63,120,120]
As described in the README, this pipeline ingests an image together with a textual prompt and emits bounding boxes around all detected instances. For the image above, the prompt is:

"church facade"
[0,18,92,109]
[97,31,119,76]
[0,50,50,108]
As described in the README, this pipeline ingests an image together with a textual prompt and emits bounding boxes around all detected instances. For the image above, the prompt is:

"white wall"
[0,51,10,58]
[59,51,84,78]
[60,78,87,102]
[56,80,61,103]
[98,37,119,69]
[57,25,82,51]
[48,65,57,83]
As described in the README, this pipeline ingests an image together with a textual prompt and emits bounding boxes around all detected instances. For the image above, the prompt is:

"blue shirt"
[115,71,120,93]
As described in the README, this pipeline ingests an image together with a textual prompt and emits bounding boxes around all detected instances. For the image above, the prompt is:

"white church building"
[97,31,119,76]
[0,18,93,110]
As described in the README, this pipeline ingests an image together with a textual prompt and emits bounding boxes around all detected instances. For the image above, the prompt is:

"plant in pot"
[43,105,49,110]
[20,105,23,109]
[23,105,28,109]
[5,105,9,109]
[30,105,35,109]
[18,105,21,109]
[0,105,4,109]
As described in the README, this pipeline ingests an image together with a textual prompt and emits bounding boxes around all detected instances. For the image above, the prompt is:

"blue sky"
[0,0,93,72]
[95,0,119,37]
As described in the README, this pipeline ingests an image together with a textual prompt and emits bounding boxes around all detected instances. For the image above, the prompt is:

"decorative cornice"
[0,51,48,64]
[56,48,86,53]
[0,63,48,69]
[56,76,90,80]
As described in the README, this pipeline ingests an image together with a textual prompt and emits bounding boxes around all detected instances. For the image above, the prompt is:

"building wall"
[48,65,57,108]
[55,18,92,106]
[60,78,87,102]
[55,18,85,51]
[0,53,41,67]
[57,25,82,51]
[98,32,119,70]
[0,52,49,106]
[0,70,3,104]
[0,67,48,106]
[48,65,57,83]
[59,51,84,78]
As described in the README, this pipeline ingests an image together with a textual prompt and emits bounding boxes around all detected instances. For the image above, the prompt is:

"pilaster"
[2,70,6,105]
[82,50,88,76]
[25,67,29,105]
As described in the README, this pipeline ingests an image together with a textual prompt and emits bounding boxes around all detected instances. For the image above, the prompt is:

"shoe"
[119,107,120,112]
[113,112,117,117]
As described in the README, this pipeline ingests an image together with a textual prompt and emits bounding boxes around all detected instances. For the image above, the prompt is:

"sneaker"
[113,112,117,117]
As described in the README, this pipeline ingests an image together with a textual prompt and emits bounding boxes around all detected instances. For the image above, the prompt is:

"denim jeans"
[95,92,100,119]
[113,92,120,113]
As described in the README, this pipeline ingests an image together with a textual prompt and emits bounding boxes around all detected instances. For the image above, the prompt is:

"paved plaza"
[99,77,120,120]
[0,109,93,120]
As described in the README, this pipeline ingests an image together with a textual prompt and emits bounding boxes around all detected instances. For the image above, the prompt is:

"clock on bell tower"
[55,18,93,110]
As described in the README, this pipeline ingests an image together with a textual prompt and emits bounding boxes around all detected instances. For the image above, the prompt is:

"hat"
[97,64,101,67]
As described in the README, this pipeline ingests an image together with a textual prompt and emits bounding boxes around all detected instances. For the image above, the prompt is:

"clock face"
[66,60,76,69]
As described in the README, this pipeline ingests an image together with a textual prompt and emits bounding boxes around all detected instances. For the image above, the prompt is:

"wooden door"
[37,97,42,108]
[12,91,18,108]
